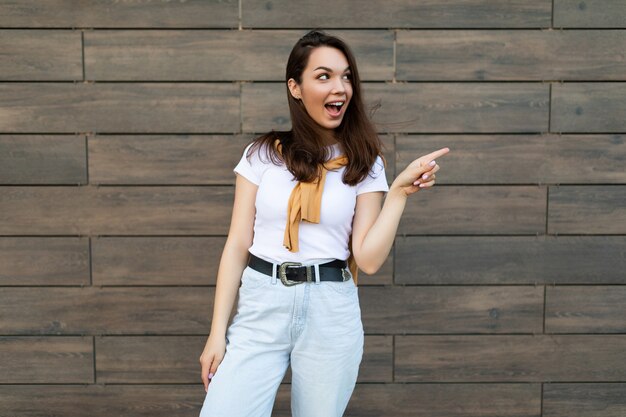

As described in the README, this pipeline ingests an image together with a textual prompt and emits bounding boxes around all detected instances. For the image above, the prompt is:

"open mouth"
[324,101,345,118]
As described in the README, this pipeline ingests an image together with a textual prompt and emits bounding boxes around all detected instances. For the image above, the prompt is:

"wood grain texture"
[96,336,207,383]
[395,335,626,382]
[92,237,225,286]
[0,30,82,80]
[243,83,549,133]
[397,30,626,81]
[0,383,540,417]
[554,0,626,28]
[96,334,390,384]
[341,383,542,417]
[546,286,626,333]
[0,135,86,184]
[0,83,239,133]
[0,336,92,383]
[242,0,552,28]
[360,286,543,333]
[396,134,626,184]
[0,385,203,417]
[543,383,626,417]
[395,236,626,285]
[85,30,393,81]
[89,135,253,185]
[0,0,238,28]
[548,185,626,234]
[0,237,89,286]
[0,186,232,235]
[398,186,546,234]
[552,83,626,132]
[0,287,213,335]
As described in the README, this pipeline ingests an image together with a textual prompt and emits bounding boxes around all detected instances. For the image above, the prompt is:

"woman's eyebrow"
[313,66,351,72]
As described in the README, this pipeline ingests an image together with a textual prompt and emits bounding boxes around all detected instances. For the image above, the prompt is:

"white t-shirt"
[233,141,389,265]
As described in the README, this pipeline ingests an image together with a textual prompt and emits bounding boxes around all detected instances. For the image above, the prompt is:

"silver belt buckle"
[341,268,351,281]
[278,262,311,286]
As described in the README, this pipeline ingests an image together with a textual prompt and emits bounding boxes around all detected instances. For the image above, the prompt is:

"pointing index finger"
[425,147,450,163]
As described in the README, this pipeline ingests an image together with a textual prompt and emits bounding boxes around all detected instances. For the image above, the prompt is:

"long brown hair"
[244,30,386,186]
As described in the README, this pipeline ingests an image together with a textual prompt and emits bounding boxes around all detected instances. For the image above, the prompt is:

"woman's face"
[288,46,353,132]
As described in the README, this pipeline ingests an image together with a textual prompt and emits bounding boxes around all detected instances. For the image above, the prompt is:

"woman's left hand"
[391,147,450,197]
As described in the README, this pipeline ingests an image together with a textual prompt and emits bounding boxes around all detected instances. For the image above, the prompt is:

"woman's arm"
[350,189,406,275]
[209,173,258,337]
[352,147,449,275]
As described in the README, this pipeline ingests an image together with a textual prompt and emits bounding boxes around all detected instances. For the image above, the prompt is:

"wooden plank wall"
[1,1,625,416]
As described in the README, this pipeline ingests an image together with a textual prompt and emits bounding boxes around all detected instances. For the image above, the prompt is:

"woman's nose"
[331,78,346,93]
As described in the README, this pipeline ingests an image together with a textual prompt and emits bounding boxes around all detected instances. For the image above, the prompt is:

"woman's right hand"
[199,333,226,392]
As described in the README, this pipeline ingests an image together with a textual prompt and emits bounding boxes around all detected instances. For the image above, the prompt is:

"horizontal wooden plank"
[243,83,549,133]
[0,30,82,80]
[396,134,626,184]
[0,383,541,417]
[552,83,626,132]
[0,0,238,28]
[548,185,626,234]
[397,30,626,80]
[0,385,203,417]
[396,335,626,382]
[97,336,206,383]
[543,383,626,417]
[97,334,390,384]
[85,30,393,81]
[0,135,86,184]
[554,0,626,28]
[0,83,239,133]
[0,186,232,235]
[89,132,394,184]
[395,236,626,285]
[0,336,92,383]
[398,186,546,234]
[92,237,225,285]
[0,287,213,335]
[242,0,551,28]
[0,237,89,286]
[89,135,251,185]
[89,223,392,288]
[340,383,541,417]
[360,286,543,333]
[546,286,626,333]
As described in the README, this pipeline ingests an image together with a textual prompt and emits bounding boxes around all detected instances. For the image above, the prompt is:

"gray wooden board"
[0,83,240,133]
[397,30,626,81]
[0,135,87,184]
[241,0,552,28]
[0,237,89,285]
[0,186,232,235]
[395,335,626,382]
[394,236,626,285]
[0,0,238,28]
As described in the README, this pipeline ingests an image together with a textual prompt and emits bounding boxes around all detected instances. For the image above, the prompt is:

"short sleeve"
[356,155,390,195]
[233,143,261,185]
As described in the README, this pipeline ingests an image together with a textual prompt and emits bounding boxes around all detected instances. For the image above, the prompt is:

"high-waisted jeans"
[199,264,364,417]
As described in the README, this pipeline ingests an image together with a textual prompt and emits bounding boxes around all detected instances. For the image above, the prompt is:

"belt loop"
[271,262,277,285]
[314,264,320,284]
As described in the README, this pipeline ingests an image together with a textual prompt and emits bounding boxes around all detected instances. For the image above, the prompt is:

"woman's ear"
[287,78,301,100]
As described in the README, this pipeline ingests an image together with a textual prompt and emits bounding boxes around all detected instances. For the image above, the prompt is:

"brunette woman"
[199,30,449,417]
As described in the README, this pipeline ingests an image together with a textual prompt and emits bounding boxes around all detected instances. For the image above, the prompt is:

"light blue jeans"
[199,264,364,417]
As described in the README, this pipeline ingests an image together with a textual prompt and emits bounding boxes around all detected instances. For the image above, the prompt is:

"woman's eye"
[318,73,351,81]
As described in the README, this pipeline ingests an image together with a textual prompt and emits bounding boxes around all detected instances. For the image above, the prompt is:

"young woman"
[198,30,449,417]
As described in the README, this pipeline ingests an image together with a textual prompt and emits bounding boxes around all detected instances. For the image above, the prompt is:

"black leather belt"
[247,253,350,286]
